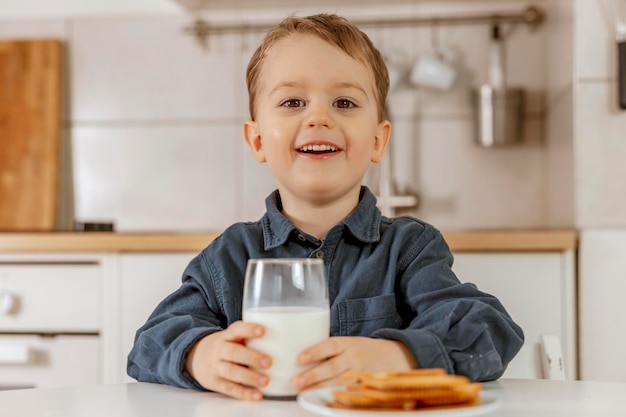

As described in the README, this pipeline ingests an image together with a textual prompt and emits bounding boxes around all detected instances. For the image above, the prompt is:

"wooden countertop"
[0,230,577,253]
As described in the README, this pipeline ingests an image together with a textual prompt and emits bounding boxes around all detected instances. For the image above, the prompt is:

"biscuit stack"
[329,368,481,411]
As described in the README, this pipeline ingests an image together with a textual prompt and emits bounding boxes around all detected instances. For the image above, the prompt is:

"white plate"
[297,387,500,417]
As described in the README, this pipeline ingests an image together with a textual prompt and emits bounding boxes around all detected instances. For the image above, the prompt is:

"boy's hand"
[184,320,271,401]
[292,336,417,391]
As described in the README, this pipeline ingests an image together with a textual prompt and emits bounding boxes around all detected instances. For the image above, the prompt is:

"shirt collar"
[261,186,382,250]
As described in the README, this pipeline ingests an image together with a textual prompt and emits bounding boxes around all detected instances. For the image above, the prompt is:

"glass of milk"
[242,258,330,400]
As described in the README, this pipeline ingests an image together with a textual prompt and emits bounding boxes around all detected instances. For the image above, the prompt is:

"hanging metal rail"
[183,5,544,49]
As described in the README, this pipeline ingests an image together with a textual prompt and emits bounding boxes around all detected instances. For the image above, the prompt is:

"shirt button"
[315,251,324,259]
[296,233,307,242]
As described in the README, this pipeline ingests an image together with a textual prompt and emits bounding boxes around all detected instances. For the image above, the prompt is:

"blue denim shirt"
[127,187,524,389]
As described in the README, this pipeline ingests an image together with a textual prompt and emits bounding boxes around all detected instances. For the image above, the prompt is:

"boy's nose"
[305,106,334,129]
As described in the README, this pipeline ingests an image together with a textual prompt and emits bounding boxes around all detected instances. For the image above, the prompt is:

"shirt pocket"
[338,293,403,336]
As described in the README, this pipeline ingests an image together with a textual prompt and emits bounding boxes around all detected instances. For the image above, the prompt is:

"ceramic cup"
[409,53,456,90]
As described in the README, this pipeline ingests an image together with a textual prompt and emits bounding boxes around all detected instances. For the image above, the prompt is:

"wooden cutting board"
[0,39,63,231]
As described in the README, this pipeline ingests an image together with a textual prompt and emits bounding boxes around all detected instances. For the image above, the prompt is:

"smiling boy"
[128,13,523,401]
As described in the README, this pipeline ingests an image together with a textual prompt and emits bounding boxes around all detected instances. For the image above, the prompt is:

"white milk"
[243,306,330,398]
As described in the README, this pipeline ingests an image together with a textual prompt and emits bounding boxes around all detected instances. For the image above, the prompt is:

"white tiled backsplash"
[0,1,569,232]
[571,0,626,229]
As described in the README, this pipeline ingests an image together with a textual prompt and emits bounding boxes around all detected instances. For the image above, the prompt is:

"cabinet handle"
[0,290,19,315]
[0,344,31,365]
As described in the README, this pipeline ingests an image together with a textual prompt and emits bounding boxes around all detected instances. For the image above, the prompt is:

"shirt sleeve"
[371,227,525,382]
[126,253,224,390]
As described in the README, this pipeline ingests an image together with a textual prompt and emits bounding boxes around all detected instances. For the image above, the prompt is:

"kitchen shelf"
[0,230,577,253]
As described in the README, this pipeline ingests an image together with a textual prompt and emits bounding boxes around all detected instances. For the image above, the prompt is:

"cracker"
[327,401,418,412]
[332,390,418,409]
[329,368,481,412]
[342,368,446,383]
[419,382,482,406]
[362,374,469,391]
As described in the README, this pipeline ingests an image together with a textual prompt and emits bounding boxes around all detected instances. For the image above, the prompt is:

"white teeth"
[299,144,337,152]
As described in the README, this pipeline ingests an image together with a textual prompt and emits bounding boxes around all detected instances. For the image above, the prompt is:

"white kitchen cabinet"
[0,334,99,390]
[0,251,200,386]
[0,255,106,390]
[452,251,577,380]
[0,263,99,332]
[118,253,197,382]
[578,229,626,382]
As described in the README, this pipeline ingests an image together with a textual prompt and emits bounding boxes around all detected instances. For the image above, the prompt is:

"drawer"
[0,264,99,332]
[0,334,99,389]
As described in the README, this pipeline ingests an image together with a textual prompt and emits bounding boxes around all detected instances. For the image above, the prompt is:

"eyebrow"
[269,81,302,96]
[333,82,368,97]
[269,81,369,97]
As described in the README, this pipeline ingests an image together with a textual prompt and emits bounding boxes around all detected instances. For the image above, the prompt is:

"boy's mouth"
[297,144,339,155]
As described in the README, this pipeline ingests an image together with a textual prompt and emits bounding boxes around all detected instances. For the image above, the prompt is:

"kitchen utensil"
[472,23,524,147]
[410,54,456,90]
[0,40,63,231]
[608,0,626,109]
[473,86,524,148]
[410,24,457,90]
[488,22,505,90]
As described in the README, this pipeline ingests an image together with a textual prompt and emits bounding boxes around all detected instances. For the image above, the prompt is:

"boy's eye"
[334,99,356,109]
[281,99,305,108]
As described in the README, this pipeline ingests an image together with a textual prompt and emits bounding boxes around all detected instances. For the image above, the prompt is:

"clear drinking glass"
[242,258,330,400]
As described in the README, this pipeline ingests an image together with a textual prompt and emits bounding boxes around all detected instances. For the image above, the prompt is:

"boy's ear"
[243,120,267,163]
[371,120,391,163]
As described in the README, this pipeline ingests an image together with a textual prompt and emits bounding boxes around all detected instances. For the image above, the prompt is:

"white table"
[0,379,625,416]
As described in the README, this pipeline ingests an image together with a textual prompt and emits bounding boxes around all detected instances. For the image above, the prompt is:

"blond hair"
[246,13,389,121]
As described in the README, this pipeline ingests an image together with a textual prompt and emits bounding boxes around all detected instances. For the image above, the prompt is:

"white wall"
[1,0,552,232]
[573,0,626,228]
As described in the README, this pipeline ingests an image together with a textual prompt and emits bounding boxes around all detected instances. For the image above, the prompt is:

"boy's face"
[244,34,390,205]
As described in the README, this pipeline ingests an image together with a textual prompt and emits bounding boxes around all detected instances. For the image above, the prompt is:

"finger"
[217,360,269,389]
[224,320,265,342]
[220,341,271,370]
[300,337,344,365]
[294,354,348,390]
[214,377,264,401]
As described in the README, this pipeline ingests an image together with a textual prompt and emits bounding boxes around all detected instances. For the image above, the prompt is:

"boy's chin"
[289,183,362,202]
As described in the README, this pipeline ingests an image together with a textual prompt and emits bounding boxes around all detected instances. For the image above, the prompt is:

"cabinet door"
[120,253,197,382]
[451,252,576,380]
[0,335,99,390]
[0,263,99,332]
[579,230,626,382]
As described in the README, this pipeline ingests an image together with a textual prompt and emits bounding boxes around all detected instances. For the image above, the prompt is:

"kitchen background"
[1,0,626,382]
[3,0,556,232]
